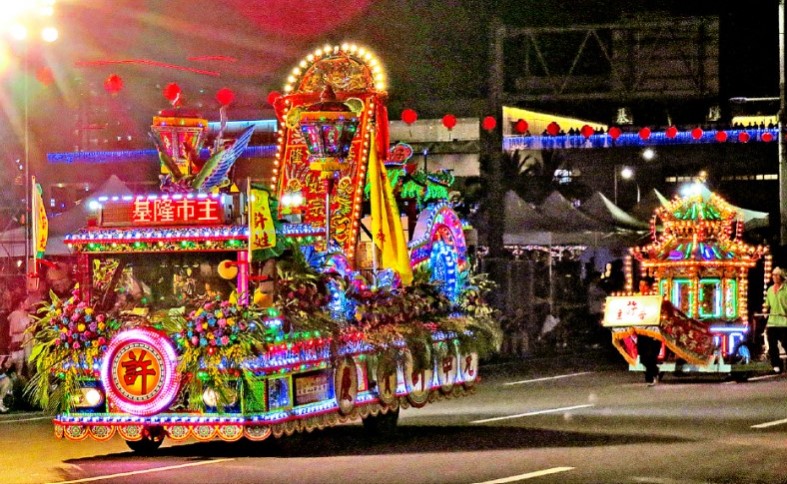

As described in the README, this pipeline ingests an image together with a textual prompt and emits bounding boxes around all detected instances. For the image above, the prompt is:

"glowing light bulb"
[41,26,58,42]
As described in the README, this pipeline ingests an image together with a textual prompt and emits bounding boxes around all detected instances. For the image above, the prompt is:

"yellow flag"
[368,136,413,286]
[249,187,276,251]
[32,177,48,258]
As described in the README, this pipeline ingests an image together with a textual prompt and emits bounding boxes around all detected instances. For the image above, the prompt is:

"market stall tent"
[0,175,133,258]
[629,188,671,223]
[580,191,649,231]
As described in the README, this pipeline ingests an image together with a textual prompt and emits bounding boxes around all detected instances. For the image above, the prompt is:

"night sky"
[0,1,782,164]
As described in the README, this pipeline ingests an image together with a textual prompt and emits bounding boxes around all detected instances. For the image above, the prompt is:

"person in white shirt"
[7,298,31,377]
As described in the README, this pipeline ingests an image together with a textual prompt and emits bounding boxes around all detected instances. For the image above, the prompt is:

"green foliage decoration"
[25,287,123,414]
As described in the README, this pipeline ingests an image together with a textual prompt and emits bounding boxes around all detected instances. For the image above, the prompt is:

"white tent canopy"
[580,191,649,231]
[499,191,617,246]
[0,175,133,258]
[630,186,769,231]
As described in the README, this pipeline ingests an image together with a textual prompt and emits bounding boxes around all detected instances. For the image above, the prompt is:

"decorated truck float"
[28,43,500,452]
[602,190,771,381]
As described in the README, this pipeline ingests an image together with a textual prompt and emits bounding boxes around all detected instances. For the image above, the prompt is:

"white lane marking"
[471,404,594,424]
[748,374,781,381]
[751,418,787,429]
[723,374,780,385]
[472,466,574,483]
[503,371,591,386]
[46,458,236,484]
[631,477,683,483]
[0,416,51,424]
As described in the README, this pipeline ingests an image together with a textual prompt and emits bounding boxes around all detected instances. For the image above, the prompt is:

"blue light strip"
[207,120,277,132]
[47,145,277,164]
[503,128,779,151]
[64,225,249,243]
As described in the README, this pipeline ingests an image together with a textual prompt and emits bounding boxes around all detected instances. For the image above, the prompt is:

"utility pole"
[485,17,505,259]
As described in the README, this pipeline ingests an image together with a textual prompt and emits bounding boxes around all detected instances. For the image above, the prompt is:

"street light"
[614,165,640,205]
[2,0,59,281]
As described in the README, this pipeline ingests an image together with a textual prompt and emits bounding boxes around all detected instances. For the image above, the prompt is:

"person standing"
[7,298,30,378]
[636,277,661,385]
[636,333,663,385]
[764,267,787,373]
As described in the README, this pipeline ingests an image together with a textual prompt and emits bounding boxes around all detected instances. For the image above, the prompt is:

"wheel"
[125,427,165,454]
[732,372,751,383]
[362,408,399,437]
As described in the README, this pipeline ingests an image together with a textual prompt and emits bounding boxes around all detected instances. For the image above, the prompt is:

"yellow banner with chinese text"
[249,187,276,251]
[32,177,48,259]
[368,136,413,286]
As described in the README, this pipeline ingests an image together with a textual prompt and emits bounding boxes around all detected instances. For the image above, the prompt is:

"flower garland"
[26,247,501,414]
[26,287,123,413]
[160,299,274,410]
[275,249,501,372]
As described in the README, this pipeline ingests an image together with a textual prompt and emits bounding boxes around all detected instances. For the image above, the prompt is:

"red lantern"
[103,74,123,94]
[715,130,728,142]
[546,121,560,136]
[738,131,750,143]
[36,67,54,86]
[608,126,622,140]
[481,116,496,131]
[691,127,703,140]
[216,87,235,106]
[666,126,678,139]
[762,132,774,142]
[266,90,281,106]
[514,119,528,134]
[639,127,651,140]
[580,124,594,138]
[163,82,182,102]
[442,114,457,130]
[401,108,418,125]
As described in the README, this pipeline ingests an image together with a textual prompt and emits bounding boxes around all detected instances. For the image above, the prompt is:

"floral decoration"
[25,287,123,413]
[160,299,275,410]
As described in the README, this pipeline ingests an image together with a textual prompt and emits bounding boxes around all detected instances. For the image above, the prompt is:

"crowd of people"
[0,266,72,413]
[496,249,626,359]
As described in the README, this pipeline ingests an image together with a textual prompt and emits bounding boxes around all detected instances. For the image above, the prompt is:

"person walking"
[764,267,787,373]
[636,277,661,385]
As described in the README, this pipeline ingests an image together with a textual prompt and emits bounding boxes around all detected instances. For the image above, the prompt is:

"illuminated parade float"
[602,191,771,380]
[28,44,498,452]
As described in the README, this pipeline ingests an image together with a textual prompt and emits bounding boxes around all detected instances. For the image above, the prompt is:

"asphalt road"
[3,352,787,484]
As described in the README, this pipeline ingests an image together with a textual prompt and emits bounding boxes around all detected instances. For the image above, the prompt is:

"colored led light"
[100,328,180,416]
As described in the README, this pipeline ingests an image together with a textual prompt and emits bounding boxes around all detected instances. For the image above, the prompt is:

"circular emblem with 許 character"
[101,328,180,416]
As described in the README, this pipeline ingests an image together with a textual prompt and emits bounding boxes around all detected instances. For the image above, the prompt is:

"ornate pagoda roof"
[630,191,767,269]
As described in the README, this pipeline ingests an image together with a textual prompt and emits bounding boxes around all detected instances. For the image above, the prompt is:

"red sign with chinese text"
[100,197,224,227]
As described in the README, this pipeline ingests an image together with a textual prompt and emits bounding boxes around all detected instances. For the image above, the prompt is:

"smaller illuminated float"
[28,43,499,453]
[602,190,770,380]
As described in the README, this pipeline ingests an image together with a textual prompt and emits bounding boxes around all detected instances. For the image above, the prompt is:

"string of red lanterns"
[163,82,182,107]
[215,87,235,106]
[401,108,418,125]
[442,114,457,130]
[36,67,55,87]
[266,91,281,106]
[397,112,775,145]
[103,74,123,94]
